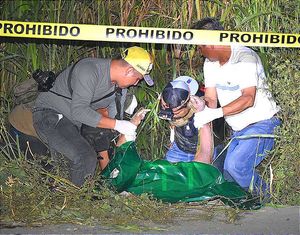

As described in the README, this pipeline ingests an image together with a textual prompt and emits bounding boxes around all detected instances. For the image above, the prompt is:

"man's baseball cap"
[160,76,199,109]
[122,46,154,86]
[173,76,199,95]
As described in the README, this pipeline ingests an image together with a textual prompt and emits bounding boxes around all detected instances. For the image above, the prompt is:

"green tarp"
[101,142,260,208]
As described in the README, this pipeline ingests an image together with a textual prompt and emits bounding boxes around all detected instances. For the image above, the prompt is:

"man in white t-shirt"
[192,18,280,197]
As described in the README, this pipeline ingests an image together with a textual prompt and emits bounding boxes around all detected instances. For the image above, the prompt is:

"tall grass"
[266,48,300,205]
[0,0,299,205]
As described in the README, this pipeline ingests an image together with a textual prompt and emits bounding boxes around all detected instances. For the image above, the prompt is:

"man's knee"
[224,157,244,180]
[67,141,97,166]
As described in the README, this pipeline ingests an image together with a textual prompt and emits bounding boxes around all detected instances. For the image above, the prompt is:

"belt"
[32,107,55,113]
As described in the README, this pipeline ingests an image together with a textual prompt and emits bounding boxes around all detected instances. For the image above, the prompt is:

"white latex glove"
[190,95,205,112]
[170,127,175,143]
[194,107,223,128]
[124,133,137,142]
[114,120,137,135]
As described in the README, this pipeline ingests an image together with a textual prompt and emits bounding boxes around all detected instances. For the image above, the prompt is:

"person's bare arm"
[96,116,116,129]
[204,87,218,108]
[194,86,257,128]
[96,108,109,117]
[222,86,256,116]
[204,86,256,115]
[193,123,213,164]
[98,150,110,170]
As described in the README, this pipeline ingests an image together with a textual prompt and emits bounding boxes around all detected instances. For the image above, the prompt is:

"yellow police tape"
[0,20,299,48]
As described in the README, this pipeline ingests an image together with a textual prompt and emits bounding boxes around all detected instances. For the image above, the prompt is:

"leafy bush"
[265,48,300,205]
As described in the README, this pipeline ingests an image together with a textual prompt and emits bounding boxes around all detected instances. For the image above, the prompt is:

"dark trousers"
[8,125,49,157]
[32,108,98,186]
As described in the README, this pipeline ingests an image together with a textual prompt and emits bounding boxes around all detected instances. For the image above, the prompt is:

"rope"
[212,134,278,164]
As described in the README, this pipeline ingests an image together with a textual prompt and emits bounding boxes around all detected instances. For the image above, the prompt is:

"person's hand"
[190,95,205,112]
[124,132,137,142]
[114,120,137,135]
[172,107,189,119]
[134,108,150,120]
[130,108,150,126]
[194,107,223,128]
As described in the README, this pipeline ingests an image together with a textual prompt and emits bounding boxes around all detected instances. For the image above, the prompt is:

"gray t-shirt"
[34,58,127,128]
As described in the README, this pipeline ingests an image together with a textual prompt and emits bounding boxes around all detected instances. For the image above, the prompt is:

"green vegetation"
[1,0,299,228]
[0,151,177,229]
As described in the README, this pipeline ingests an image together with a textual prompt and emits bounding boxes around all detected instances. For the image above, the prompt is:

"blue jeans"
[166,142,225,166]
[223,116,281,195]
[165,142,195,162]
[32,108,97,186]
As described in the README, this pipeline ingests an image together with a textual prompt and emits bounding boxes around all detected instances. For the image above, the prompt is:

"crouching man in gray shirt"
[32,46,154,186]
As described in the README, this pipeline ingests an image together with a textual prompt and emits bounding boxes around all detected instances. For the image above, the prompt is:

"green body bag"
[101,142,259,208]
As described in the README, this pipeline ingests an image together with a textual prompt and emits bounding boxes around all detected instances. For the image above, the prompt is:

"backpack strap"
[91,87,118,104]
[67,59,81,96]
[114,87,123,119]
[66,59,118,104]
[49,84,118,103]
[48,60,81,100]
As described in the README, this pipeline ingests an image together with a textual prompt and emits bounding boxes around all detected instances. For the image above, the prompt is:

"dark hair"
[161,83,189,109]
[192,17,224,30]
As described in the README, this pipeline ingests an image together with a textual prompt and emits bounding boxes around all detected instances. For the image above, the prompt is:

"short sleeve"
[203,60,216,88]
[233,47,263,89]
[236,62,259,89]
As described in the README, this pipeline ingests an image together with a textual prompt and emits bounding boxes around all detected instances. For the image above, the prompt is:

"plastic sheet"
[101,142,260,208]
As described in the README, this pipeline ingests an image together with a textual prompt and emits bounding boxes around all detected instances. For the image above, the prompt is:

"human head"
[122,46,154,86]
[192,17,224,31]
[192,18,228,62]
[111,46,153,88]
[159,76,198,120]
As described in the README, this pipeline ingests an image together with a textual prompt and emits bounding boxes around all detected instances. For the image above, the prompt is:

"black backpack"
[12,77,40,108]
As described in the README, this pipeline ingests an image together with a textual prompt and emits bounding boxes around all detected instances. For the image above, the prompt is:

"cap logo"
[136,64,146,72]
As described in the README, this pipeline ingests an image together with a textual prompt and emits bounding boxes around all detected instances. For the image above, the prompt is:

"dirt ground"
[0,205,299,234]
